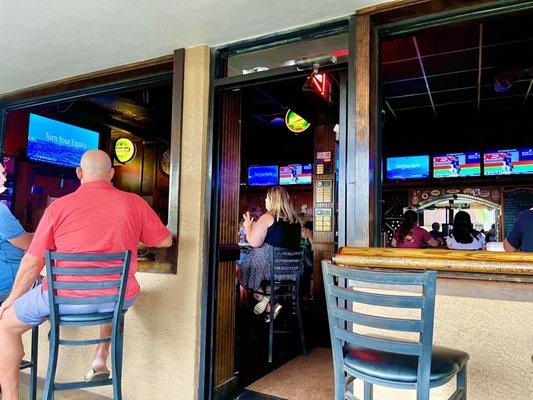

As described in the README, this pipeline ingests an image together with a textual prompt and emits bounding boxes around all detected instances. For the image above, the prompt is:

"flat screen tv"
[386,155,429,180]
[433,152,481,178]
[483,148,533,176]
[27,114,99,168]
[248,165,278,186]
[279,163,312,185]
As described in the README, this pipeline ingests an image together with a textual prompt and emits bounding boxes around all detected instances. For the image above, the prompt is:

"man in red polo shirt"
[0,150,172,400]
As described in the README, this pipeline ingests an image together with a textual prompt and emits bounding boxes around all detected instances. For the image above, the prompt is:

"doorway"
[211,61,348,399]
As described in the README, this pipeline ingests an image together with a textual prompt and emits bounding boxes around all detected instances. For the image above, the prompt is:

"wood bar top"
[333,247,533,276]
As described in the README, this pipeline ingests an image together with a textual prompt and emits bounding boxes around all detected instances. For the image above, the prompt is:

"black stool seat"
[344,343,469,384]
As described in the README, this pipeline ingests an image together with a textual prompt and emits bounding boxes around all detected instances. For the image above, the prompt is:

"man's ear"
[109,167,115,181]
[76,167,83,180]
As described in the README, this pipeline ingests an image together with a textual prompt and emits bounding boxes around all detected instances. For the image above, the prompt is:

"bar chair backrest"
[270,246,304,284]
[43,250,132,400]
[323,262,437,398]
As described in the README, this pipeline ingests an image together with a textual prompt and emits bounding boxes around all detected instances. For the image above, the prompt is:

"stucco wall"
[22,45,210,400]
[352,293,533,400]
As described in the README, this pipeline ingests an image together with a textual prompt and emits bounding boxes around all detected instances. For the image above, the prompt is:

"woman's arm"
[244,213,273,247]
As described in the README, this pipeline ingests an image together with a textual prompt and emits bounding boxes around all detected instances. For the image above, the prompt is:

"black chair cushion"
[343,344,469,384]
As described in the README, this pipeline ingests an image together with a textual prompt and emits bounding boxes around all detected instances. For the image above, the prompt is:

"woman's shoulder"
[258,213,274,225]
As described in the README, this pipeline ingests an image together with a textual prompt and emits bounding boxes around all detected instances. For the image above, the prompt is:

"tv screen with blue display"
[386,155,430,180]
[248,165,278,186]
[27,114,99,168]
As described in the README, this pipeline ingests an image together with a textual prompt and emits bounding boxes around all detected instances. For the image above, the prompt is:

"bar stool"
[42,250,131,400]
[322,262,468,400]
[262,247,307,363]
[19,325,39,400]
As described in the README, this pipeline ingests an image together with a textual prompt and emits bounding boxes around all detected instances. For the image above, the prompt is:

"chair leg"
[268,295,275,363]
[295,286,307,356]
[334,369,346,400]
[457,363,467,400]
[29,326,39,400]
[363,382,373,400]
[43,326,60,400]
[112,319,125,400]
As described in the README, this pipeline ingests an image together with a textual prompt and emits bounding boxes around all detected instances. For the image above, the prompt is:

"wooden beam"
[0,55,174,104]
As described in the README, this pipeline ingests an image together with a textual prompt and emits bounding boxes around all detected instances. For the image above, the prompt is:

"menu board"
[503,189,533,235]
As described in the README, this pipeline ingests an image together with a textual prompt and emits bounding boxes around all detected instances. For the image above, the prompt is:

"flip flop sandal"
[265,303,282,323]
[84,368,110,382]
[253,296,270,315]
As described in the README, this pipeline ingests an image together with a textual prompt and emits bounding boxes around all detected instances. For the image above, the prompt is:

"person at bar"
[239,186,301,321]
[0,150,172,399]
[429,222,444,240]
[0,163,33,303]
[446,210,484,250]
[391,210,440,248]
[504,207,533,252]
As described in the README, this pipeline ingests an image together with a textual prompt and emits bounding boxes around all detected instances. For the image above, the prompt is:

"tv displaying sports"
[248,165,278,186]
[386,155,429,180]
[27,114,99,168]
[279,163,312,185]
[433,152,481,178]
[484,148,533,176]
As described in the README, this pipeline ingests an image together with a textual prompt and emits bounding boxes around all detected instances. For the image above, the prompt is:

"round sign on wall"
[114,138,136,164]
[159,148,171,176]
[285,109,311,134]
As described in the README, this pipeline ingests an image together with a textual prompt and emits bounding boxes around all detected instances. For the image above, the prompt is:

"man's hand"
[0,296,15,319]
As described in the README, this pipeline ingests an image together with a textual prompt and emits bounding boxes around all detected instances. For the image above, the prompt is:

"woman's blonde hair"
[266,186,298,224]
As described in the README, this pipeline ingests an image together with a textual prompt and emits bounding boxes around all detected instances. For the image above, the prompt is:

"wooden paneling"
[215,90,241,387]
[353,15,372,247]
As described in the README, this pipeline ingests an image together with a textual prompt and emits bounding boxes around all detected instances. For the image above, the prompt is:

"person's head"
[397,210,419,242]
[431,222,440,232]
[297,212,307,226]
[0,163,6,194]
[452,210,480,244]
[76,150,114,184]
[265,186,298,223]
[491,223,496,230]
[249,206,262,220]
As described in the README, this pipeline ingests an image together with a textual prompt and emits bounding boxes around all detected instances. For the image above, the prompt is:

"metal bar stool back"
[43,250,131,400]
[267,246,308,363]
[322,262,468,400]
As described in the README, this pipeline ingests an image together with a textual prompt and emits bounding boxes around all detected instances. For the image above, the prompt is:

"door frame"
[201,17,354,399]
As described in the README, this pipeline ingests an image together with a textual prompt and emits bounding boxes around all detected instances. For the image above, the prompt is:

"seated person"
[485,224,498,243]
[0,163,33,303]
[429,222,444,241]
[504,208,533,252]
[0,151,172,396]
[240,186,301,321]
[391,210,440,248]
[446,211,484,250]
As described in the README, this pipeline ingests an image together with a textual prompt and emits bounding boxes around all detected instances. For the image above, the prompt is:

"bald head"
[77,150,114,183]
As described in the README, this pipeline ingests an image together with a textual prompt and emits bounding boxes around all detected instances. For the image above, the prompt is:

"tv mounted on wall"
[27,114,100,168]
[433,152,481,178]
[248,165,279,186]
[386,155,430,180]
[483,148,533,176]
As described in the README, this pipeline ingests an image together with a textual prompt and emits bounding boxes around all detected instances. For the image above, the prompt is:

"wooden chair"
[264,247,308,363]
[322,261,468,400]
[42,250,131,400]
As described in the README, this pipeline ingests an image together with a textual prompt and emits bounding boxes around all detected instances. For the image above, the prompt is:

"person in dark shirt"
[429,222,444,240]
[504,208,533,252]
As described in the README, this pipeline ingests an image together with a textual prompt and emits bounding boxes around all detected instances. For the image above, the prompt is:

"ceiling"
[0,0,383,94]
[381,11,533,155]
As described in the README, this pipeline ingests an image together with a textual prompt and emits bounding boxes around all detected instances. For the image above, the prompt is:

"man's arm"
[503,239,517,252]
[153,234,172,248]
[7,232,33,251]
[0,254,44,318]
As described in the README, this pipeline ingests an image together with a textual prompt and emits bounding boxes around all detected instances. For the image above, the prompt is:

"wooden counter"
[333,247,533,278]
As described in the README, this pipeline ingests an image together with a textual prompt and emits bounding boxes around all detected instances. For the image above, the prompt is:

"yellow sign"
[285,110,310,134]
[114,138,136,163]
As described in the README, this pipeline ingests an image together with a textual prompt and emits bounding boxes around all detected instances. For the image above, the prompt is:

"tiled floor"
[236,390,286,400]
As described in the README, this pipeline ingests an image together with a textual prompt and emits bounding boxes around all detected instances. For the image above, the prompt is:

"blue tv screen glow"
[386,155,430,180]
[27,114,99,168]
[248,165,278,186]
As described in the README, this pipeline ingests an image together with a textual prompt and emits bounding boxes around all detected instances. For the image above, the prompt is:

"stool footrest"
[54,379,113,391]
[59,337,111,346]
[19,360,33,370]
[448,388,465,400]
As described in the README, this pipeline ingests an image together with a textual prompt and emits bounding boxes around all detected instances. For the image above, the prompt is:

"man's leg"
[92,324,112,372]
[0,306,32,400]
